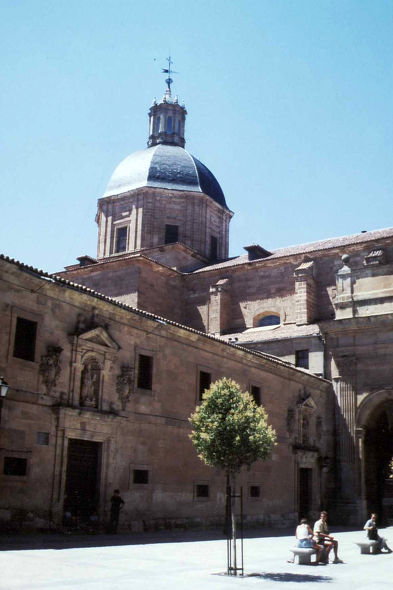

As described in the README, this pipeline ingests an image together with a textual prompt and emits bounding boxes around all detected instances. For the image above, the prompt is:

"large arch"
[356,390,393,524]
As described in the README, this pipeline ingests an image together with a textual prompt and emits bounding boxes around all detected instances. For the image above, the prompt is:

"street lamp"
[0,377,9,398]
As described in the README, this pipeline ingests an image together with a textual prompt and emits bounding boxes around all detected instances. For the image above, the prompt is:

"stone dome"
[103,144,228,209]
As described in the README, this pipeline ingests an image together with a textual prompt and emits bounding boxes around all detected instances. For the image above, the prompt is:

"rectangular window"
[116,227,128,253]
[3,457,27,476]
[199,371,211,401]
[164,224,179,244]
[296,350,309,370]
[210,235,218,261]
[196,484,209,498]
[249,485,260,498]
[13,317,37,362]
[36,432,50,446]
[137,354,153,390]
[251,385,261,405]
[133,469,149,484]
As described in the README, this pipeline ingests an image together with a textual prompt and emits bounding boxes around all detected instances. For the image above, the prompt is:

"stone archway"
[357,390,393,524]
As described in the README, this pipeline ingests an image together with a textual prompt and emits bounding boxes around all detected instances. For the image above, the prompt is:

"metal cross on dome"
[161,56,178,91]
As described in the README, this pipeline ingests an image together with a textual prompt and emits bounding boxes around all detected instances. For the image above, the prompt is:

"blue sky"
[2,1,393,273]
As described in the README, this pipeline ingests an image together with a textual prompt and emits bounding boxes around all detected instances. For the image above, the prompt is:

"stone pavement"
[0,527,392,590]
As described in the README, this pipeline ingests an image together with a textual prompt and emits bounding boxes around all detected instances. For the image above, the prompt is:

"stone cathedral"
[1,73,393,531]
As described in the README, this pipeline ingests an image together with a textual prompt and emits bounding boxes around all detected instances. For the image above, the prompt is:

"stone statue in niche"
[80,359,100,408]
[116,365,134,410]
[39,346,63,395]
[301,415,310,445]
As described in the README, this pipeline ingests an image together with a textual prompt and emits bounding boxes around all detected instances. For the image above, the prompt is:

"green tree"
[189,377,276,573]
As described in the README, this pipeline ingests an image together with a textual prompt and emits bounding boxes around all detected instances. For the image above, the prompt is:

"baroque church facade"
[0,78,392,531]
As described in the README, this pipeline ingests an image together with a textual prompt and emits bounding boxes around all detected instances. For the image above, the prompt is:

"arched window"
[166,116,173,134]
[257,314,280,327]
[80,357,101,408]
[156,117,161,135]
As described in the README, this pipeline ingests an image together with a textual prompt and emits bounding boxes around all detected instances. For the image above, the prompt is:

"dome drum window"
[115,227,128,254]
[257,314,280,328]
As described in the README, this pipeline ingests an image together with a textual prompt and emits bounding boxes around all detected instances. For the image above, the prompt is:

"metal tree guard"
[226,485,244,576]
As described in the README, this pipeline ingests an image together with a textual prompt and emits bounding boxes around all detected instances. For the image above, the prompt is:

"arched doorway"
[363,401,393,524]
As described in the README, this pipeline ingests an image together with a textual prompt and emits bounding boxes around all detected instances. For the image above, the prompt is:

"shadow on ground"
[247,572,333,583]
[0,525,360,552]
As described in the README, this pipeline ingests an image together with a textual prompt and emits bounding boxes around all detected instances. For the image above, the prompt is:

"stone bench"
[355,541,380,555]
[290,547,317,565]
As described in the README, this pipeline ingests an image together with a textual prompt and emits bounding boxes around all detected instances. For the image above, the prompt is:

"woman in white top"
[296,518,323,562]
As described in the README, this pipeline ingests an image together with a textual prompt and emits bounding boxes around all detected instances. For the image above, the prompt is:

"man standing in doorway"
[313,511,343,563]
[108,489,125,534]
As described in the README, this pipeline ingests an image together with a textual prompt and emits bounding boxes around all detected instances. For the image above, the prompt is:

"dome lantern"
[148,57,187,148]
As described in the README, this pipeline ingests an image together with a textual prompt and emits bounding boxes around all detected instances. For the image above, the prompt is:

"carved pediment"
[78,326,120,351]
[297,394,317,415]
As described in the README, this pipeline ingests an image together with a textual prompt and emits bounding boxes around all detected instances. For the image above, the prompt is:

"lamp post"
[0,377,9,424]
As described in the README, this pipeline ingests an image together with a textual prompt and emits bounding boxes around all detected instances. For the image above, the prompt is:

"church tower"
[95,62,233,263]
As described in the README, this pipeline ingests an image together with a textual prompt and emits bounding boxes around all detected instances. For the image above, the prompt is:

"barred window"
[196,484,209,498]
[133,469,149,484]
[296,350,309,370]
[199,371,211,401]
[137,354,153,390]
[36,432,50,446]
[13,317,37,362]
[251,385,261,405]
[249,485,260,498]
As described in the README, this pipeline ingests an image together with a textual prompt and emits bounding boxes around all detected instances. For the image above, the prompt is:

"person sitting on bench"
[288,518,323,563]
[313,511,343,564]
[364,513,392,553]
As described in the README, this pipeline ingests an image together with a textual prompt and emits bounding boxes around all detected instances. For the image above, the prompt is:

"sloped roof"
[190,227,393,274]
[0,254,328,385]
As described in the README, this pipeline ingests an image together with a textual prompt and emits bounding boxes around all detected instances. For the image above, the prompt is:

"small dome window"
[166,116,173,134]
[257,314,280,327]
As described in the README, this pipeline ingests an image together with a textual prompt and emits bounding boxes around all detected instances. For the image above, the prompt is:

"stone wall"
[97,187,232,261]
[0,256,333,532]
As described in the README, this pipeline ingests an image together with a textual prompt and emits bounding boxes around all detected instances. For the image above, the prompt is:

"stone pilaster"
[334,254,354,319]
[333,356,357,504]
[294,261,317,325]
[208,278,231,336]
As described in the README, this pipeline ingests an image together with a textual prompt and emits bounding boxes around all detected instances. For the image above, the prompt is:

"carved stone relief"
[286,408,295,436]
[297,450,318,468]
[39,346,63,395]
[116,365,134,410]
[316,416,323,442]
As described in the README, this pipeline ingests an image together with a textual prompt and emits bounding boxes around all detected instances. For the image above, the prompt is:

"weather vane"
[162,56,178,92]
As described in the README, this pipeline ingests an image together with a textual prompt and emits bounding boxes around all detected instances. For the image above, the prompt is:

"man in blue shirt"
[364,513,392,553]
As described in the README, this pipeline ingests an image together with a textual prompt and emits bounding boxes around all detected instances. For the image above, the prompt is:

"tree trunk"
[230,473,237,573]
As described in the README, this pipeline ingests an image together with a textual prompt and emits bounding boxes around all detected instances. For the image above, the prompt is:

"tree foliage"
[189,378,276,477]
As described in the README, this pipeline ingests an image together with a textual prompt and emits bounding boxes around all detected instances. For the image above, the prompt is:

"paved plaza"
[0,527,392,590]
